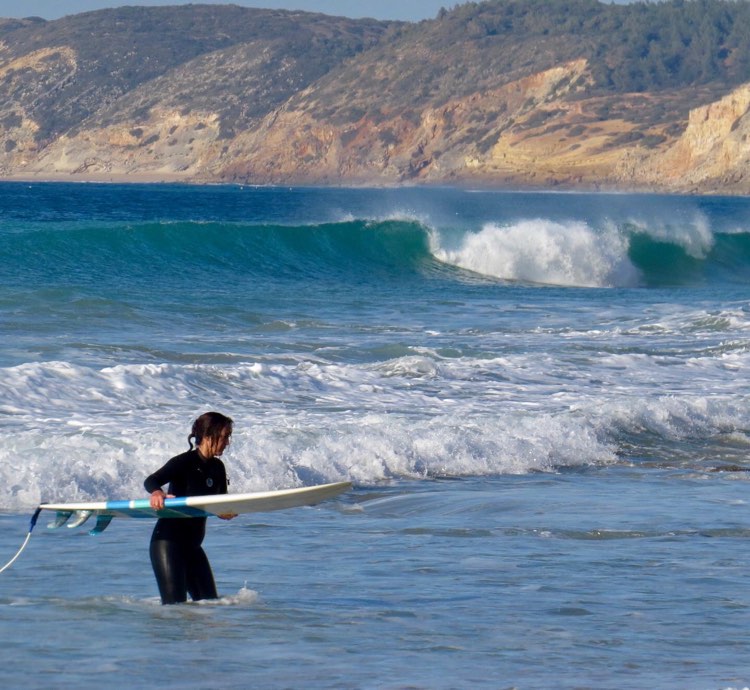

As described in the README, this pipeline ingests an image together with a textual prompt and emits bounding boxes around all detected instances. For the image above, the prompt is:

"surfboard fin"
[89,514,113,535]
[67,510,92,528]
[47,511,73,529]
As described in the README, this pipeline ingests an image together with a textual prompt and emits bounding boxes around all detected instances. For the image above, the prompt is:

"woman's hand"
[150,489,174,510]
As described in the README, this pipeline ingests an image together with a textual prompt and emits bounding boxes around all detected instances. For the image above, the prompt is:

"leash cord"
[0,507,42,574]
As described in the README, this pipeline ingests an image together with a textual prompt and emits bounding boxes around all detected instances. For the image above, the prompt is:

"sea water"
[0,182,749,689]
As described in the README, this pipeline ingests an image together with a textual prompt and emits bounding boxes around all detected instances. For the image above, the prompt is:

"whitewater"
[1,182,749,689]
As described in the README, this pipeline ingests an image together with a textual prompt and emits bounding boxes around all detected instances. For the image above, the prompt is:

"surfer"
[144,411,235,605]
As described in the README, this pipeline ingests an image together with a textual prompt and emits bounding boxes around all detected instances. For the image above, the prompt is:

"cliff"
[1,1,750,194]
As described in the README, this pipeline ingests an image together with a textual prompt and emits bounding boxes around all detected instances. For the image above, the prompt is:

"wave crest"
[2,213,749,294]
[429,215,750,288]
[430,219,640,287]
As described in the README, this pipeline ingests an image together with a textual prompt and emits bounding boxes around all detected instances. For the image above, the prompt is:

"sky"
[0,0,636,23]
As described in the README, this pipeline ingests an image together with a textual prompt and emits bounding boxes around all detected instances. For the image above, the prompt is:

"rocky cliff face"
[216,58,597,185]
[617,84,750,193]
[1,3,749,194]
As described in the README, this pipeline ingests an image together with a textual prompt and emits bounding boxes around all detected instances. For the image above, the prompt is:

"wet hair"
[189,411,233,449]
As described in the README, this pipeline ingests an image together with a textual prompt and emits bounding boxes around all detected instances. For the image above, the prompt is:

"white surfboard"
[39,481,352,534]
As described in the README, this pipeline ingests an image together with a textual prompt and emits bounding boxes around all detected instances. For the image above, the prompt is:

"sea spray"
[429,219,640,287]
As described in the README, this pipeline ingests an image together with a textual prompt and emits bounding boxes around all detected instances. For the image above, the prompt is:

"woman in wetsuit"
[144,411,234,605]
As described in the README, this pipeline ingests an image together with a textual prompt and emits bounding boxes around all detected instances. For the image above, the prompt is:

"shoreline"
[0,171,194,185]
[0,171,745,198]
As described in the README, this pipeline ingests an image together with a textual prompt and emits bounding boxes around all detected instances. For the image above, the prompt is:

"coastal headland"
[1,0,750,194]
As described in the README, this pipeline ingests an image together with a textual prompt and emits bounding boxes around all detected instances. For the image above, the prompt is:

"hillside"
[1,0,750,193]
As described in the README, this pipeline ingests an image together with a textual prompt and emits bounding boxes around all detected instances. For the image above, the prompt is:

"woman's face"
[200,426,232,457]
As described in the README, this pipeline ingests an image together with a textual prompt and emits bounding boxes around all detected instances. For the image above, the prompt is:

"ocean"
[0,182,749,689]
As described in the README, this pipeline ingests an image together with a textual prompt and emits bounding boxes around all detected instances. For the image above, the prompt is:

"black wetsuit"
[144,449,228,605]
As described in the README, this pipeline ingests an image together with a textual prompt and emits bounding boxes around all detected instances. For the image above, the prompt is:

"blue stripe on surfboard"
[102,498,210,518]
[154,507,211,517]
[104,497,191,510]
[101,507,211,518]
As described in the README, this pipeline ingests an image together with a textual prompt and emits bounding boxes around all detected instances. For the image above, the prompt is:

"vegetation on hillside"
[293,0,750,139]
[436,0,750,92]
[0,5,393,143]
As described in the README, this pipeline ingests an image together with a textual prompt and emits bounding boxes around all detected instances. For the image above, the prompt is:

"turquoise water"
[1,183,749,688]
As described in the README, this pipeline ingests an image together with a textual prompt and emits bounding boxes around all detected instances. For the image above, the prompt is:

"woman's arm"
[144,456,182,509]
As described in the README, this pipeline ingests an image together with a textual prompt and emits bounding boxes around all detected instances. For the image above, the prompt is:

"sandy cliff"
[7,55,749,194]
[1,3,749,193]
[617,84,750,193]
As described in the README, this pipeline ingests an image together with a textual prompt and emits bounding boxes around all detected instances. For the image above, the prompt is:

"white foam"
[2,290,749,512]
[1,348,745,511]
[0,354,609,508]
[592,395,749,442]
[205,585,259,607]
[429,219,640,287]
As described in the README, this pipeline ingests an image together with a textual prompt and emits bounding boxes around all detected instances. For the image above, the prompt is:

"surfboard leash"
[0,507,42,574]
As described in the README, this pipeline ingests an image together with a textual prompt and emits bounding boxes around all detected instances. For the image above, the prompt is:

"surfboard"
[39,481,352,535]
